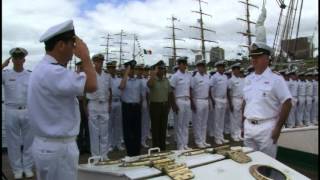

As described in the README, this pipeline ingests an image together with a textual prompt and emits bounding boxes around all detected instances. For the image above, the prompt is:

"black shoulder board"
[51,63,64,67]
[192,71,198,77]
[27,70,32,72]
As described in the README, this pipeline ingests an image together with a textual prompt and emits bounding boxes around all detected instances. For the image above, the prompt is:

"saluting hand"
[2,57,11,67]
[73,36,90,60]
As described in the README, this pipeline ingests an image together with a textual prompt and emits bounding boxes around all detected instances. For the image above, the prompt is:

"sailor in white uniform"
[311,72,318,125]
[28,20,97,180]
[137,64,151,148]
[227,62,244,142]
[87,54,112,159]
[2,48,34,179]
[286,71,299,128]
[108,61,124,151]
[224,69,232,136]
[304,72,314,126]
[190,60,211,148]
[170,57,192,150]
[210,60,229,145]
[296,72,307,127]
[243,3,292,158]
[243,43,292,158]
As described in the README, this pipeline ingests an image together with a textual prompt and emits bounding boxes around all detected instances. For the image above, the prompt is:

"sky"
[2,0,318,70]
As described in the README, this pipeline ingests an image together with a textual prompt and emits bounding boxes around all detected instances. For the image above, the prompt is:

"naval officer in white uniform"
[107,61,124,151]
[311,72,318,125]
[190,60,211,148]
[304,72,314,126]
[170,57,192,150]
[286,71,299,128]
[210,60,229,145]
[243,42,292,158]
[227,62,244,142]
[2,48,34,179]
[296,72,307,127]
[28,20,97,180]
[87,53,112,159]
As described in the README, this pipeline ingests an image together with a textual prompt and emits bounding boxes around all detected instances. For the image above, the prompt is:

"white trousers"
[192,99,209,146]
[304,96,313,125]
[224,106,230,134]
[175,99,192,149]
[213,98,227,140]
[296,96,306,126]
[244,119,277,158]
[311,96,318,124]
[141,100,151,144]
[230,98,243,139]
[5,107,34,173]
[88,101,109,158]
[287,97,297,128]
[207,100,215,137]
[109,101,123,148]
[32,137,79,180]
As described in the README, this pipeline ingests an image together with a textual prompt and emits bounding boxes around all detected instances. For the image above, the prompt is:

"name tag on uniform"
[199,80,203,83]
[179,78,183,81]
[9,79,16,81]
[264,81,270,84]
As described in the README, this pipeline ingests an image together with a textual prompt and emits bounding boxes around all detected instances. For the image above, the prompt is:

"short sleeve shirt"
[121,77,143,103]
[243,67,292,120]
[227,75,244,98]
[86,72,111,101]
[210,72,228,98]
[170,70,191,97]
[190,72,210,99]
[28,55,86,138]
[2,69,31,106]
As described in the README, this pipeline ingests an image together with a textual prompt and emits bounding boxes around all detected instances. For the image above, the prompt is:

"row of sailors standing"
[280,70,318,128]
[170,57,246,150]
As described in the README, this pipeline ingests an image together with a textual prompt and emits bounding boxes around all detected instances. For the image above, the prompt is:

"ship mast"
[112,30,129,67]
[163,15,186,66]
[237,0,258,53]
[190,0,216,63]
[100,33,114,67]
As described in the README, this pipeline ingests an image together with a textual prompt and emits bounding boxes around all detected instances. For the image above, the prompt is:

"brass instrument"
[95,159,123,166]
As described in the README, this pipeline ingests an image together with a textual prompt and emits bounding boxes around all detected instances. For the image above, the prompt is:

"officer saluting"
[28,20,97,180]
[242,3,292,158]
[2,48,34,179]
[119,60,144,156]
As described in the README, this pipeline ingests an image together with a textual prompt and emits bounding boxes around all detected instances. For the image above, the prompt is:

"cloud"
[2,0,318,70]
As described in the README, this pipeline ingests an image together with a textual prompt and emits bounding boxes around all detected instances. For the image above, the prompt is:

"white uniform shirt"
[288,79,299,97]
[243,67,292,120]
[121,77,143,103]
[170,70,191,97]
[210,72,228,98]
[297,80,306,96]
[2,69,31,106]
[305,80,313,97]
[140,77,149,101]
[190,72,210,99]
[86,72,111,101]
[28,55,86,138]
[313,80,318,97]
[111,76,122,98]
[227,74,244,98]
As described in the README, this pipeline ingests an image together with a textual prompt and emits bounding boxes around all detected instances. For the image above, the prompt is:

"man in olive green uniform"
[147,60,172,150]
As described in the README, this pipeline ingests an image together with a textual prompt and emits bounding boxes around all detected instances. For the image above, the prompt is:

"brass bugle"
[95,159,123,166]
[119,160,151,167]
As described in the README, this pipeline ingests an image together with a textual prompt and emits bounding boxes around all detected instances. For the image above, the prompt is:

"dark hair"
[11,52,25,59]
[44,30,75,51]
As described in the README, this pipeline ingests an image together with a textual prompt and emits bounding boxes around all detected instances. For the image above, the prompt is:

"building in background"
[210,46,225,64]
